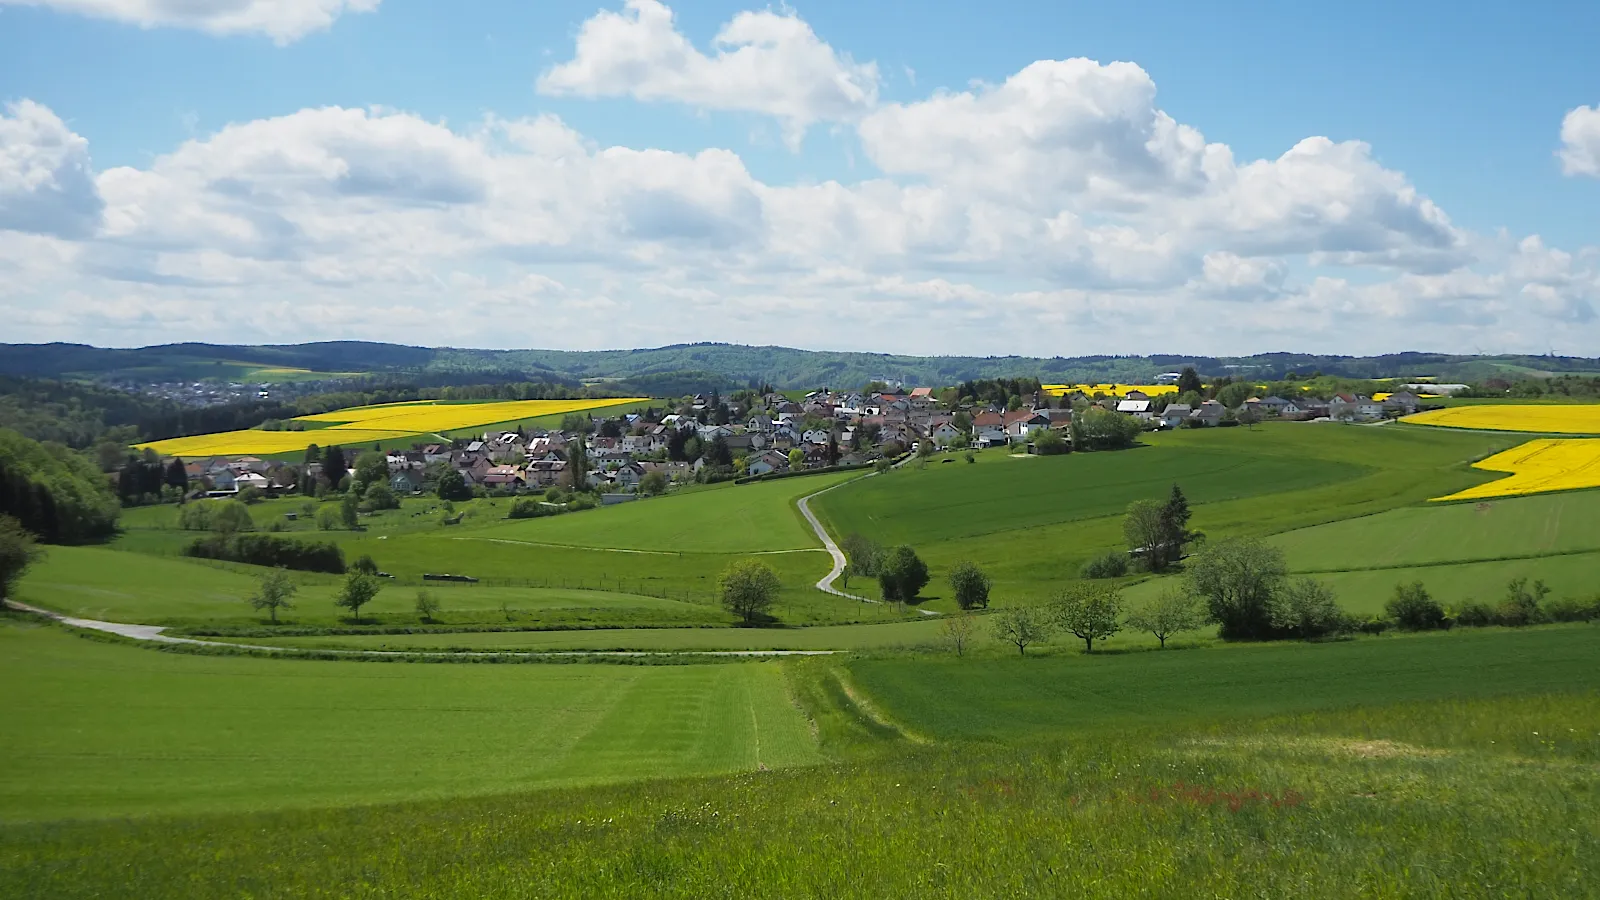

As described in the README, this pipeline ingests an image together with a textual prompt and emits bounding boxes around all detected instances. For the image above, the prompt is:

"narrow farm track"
[795,472,939,616]
[1,601,836,658]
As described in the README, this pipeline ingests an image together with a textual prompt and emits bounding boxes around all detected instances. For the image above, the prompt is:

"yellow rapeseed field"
[1433,439,1600,501]
[1405,404,1600,434]
[138,398,648,457]
[1042,383,1180,397]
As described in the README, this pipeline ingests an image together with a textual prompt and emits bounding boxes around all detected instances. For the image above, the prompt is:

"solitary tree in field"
[249,570,298,624]
[878,545,930,604]
[720,559,781,624]
[948,561,991,610]
[340,493,360,529]
[414,589,441,623]
[1123,499,1167,570]
[1158,485,1197,563]
[334,571,381,623]
[1052,583,1122,652]
[1125,588,1207,648]
[0,515,41,601]
[990,606,1050,656]
[941,610,976,657]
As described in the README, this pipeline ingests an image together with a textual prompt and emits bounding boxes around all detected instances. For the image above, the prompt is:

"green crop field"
[5,623,1599,897]
[479,471,857,553]
[1270,489,1600,570]
[0,623,820,822]
[813,440,1367,547]
[848,626,1600,741]
[13,545,734,630]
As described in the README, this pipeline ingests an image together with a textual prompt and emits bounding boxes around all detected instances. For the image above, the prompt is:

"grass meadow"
[0,622,820,822]
[812,423,1527,610]
[4,620,1599,896]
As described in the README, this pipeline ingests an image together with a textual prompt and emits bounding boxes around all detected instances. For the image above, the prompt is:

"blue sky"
[0,0,1597,355]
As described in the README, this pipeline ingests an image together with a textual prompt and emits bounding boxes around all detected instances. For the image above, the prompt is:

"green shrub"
[1385,582,1447,631]
[1544,595,1600,623]
[1080,549,1129,579]
[183,534,346,573]
[1455,600,1497,628]
[1498,577,1550,627]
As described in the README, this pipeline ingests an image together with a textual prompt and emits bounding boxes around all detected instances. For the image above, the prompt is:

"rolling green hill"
[8,341,1600,389]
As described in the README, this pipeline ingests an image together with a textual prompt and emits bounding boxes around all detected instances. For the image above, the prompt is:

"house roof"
[909,387,933,398]
[1163,404,1193,416]
[972,412,1004,427]
[1116,400,1152,413]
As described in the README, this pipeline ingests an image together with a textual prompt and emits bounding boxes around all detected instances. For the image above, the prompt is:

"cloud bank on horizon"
[0,0,1596,356]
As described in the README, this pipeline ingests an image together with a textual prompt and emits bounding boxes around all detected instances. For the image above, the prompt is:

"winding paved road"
[795,471,939,616]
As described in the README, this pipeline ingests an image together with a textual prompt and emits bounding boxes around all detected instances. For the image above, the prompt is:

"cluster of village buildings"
[173,386,1431,498]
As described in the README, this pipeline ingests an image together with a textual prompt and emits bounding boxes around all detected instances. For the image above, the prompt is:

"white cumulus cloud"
[538,0,879,147]
[0,100,104,238]
[1559,104,1600,177]
[0,0,381,43]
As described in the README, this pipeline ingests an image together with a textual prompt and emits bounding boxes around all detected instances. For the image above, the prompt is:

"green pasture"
[0,624,820,823]
[478,470,857,553]
[813,438,1367,547]
[6,638,1599,897]
[15,540,883,630]
[849,625,1600,742]
[1118,551,1600,618]
[818,424,1527,609]
[12,545,735,629]
[1270,488,1600,570]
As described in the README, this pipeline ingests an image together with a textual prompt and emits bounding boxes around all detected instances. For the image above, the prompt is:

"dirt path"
[2,600,835,658]
[795,473,939,616]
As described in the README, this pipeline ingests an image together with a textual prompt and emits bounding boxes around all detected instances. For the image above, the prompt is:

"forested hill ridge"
[3,341,1599,390]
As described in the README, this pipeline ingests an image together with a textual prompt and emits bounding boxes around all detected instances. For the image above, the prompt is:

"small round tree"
[720,559,781,624]
[248,570,298,624]
[878,545,930,604]
[334,571,382,623]
[948,561,991,610]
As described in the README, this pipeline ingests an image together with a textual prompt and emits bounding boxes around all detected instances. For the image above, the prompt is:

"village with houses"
[168,375,1440,504]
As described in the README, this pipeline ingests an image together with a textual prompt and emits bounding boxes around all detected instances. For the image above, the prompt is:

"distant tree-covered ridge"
[5,341,1600,393]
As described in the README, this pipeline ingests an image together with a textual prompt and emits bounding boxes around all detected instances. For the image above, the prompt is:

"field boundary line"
[2,601,838,659]
[1293,546,1600,576]
[451,537,826,556]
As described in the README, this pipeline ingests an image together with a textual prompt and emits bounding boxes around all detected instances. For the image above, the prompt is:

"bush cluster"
[1080,550,1129,579]
[183,534,346,573]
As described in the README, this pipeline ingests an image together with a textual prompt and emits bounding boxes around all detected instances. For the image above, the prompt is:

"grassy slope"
[1271,488,1600,569]
[5,633,1599,896]
[812,438,1368,547]
[13,545,733,629]
[849,626,1600,742]
[814,423,1525,609]
[0,624,819,822]
[1119,487,1600,616]
[476,470,858,553]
